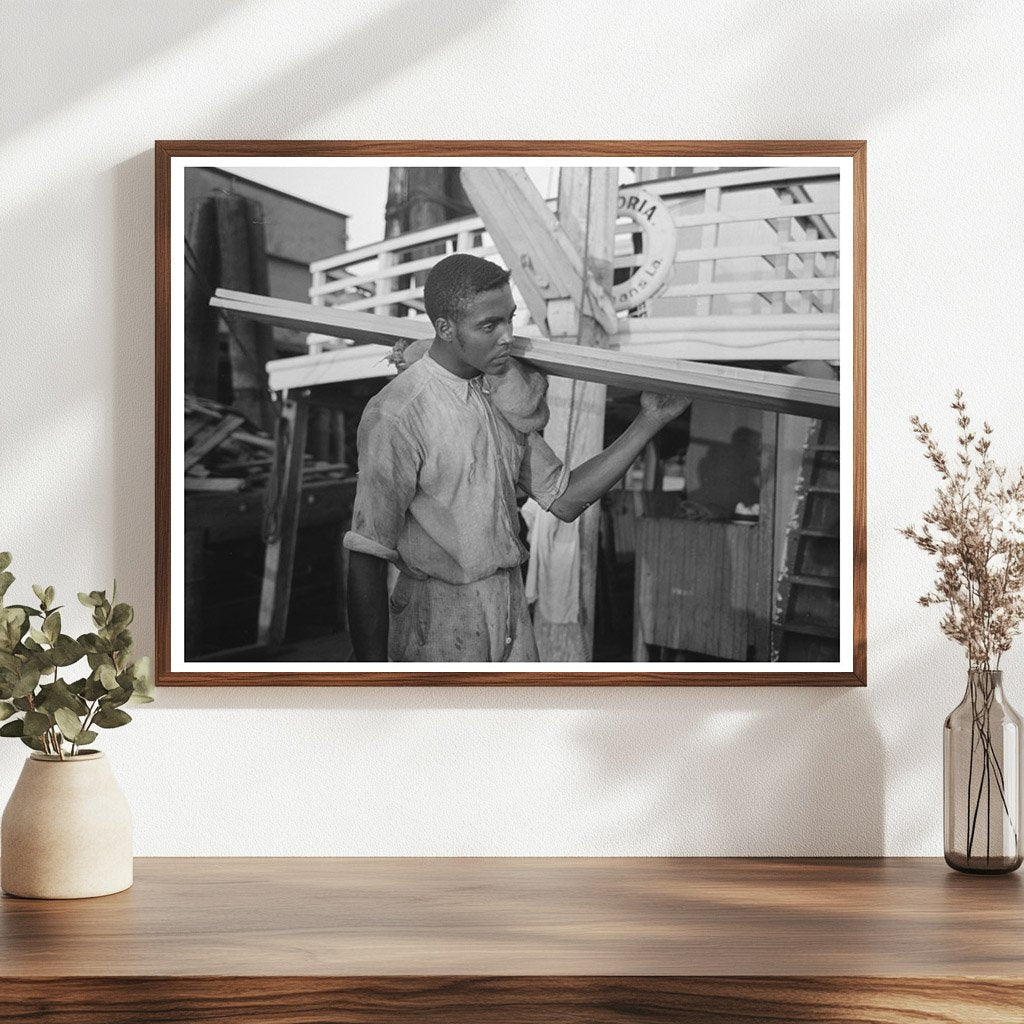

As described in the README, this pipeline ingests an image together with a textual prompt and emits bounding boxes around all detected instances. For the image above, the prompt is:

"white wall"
[2,0,1022,856]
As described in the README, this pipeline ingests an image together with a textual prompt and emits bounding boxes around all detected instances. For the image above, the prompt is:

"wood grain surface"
[2,857,1021,1022]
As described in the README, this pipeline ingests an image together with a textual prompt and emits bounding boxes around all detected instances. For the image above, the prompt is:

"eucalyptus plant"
[0,552,153,759]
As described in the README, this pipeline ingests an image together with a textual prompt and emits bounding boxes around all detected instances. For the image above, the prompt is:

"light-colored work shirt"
[343,353,569,585]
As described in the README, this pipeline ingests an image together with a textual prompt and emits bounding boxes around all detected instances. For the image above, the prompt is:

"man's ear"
[434,316,454,343]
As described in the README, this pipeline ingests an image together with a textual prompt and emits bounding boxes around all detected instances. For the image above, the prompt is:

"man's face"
[442,285,516,377]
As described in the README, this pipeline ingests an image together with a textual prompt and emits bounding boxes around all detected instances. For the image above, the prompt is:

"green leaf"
[8,604,42,619]
[0,607,27,652]
[104,685,132,709]
[98,664,118,690]
[22,711,51,738]
[0,572,14,602]
[128,657,154,700]
[44,586,55,608]
[74,730,98,746]
[50,635,85,667]
[19,734,45,752]
[80,634,112,655]
[28,627,49,646]
[11,664,41,699]
[93,705,131,729]
[110,603,133,630]
[42,611,60,644]
[32,584,47,608]
[0,651,19,674]
[12,697,33,712]
[0,553,11,573]
[54,707,85,741]
[0,701,16,721]
[0,719,24,737]
[78,592,100,608]
[83,675,107,701]
[37,679,88,717]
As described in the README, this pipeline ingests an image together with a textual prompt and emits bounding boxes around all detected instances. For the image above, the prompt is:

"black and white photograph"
[159,145,863,684]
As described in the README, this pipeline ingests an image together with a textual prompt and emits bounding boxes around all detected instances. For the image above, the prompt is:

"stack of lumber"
[184,395,348,493]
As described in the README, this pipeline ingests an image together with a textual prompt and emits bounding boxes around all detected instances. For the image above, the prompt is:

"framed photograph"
[156,141,865,686]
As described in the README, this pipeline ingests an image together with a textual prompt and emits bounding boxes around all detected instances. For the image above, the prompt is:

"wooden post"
[533,168,618,662]
[753,411,778,660]
[257,392,310,652]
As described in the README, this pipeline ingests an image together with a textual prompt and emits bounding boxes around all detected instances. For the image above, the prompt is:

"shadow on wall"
[201,0,501,137]
[731,0,973,130]
[0,0,247,139]
[571,688,885,856]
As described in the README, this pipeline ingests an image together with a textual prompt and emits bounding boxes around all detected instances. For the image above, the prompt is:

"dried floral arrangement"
[902,391,1024,869]
[0,553,153,759]
[901,390,1024,671]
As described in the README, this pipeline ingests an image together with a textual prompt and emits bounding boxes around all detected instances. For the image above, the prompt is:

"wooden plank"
[695,186,720,318]
[618,313,839,333]
[662,277,839,298]
[184,477,246,493]
[755,412,778,660]
[673,201,838,229]
[373,249,398,317]
[211,291,838,417]
[619,335,838,362]
[216,290,839,339]
[672,238,841,264]
[341,282,424,313]
[460,167,619,334]
[257,396,310,652]
[533,166,617,662]
[643,165,840,196]
[768,194,795,315]
[309,212,485,273]
[795,226,821,313]
[183,414,245,471]
[514,338,839,419]
[311,244,499,297]
[268,344,396,390]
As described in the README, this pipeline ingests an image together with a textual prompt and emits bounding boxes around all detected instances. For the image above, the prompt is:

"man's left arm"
[548,392,691,523]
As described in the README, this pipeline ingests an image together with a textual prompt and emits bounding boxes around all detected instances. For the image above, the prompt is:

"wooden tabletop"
[1,856,1021,975]
[3,857,1023,1023]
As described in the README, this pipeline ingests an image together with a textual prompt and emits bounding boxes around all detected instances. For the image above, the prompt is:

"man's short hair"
[423,253,511,326]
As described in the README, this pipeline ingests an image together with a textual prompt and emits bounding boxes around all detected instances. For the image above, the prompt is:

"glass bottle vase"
[944,669,1023,873]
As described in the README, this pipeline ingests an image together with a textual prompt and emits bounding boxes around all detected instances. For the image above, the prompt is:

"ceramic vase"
[1,751,133,898]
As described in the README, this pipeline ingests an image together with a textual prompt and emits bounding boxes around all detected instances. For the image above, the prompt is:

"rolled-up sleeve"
[517,431,569,511]
[343,404,420,562]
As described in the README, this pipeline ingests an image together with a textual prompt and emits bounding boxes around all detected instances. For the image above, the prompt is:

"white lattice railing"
[307,167,841,362]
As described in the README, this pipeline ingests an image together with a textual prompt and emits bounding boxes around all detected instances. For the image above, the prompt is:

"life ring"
[612,187,677,310]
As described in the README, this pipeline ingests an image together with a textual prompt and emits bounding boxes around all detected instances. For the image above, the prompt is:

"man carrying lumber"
[344,254,690,662]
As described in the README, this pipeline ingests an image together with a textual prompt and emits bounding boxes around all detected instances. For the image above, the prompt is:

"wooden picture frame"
[156,141,866,686]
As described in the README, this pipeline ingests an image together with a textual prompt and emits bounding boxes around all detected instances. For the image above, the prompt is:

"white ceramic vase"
[1,751,133,899]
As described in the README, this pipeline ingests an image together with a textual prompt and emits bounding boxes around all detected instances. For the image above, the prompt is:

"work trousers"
[388,567,538,662]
